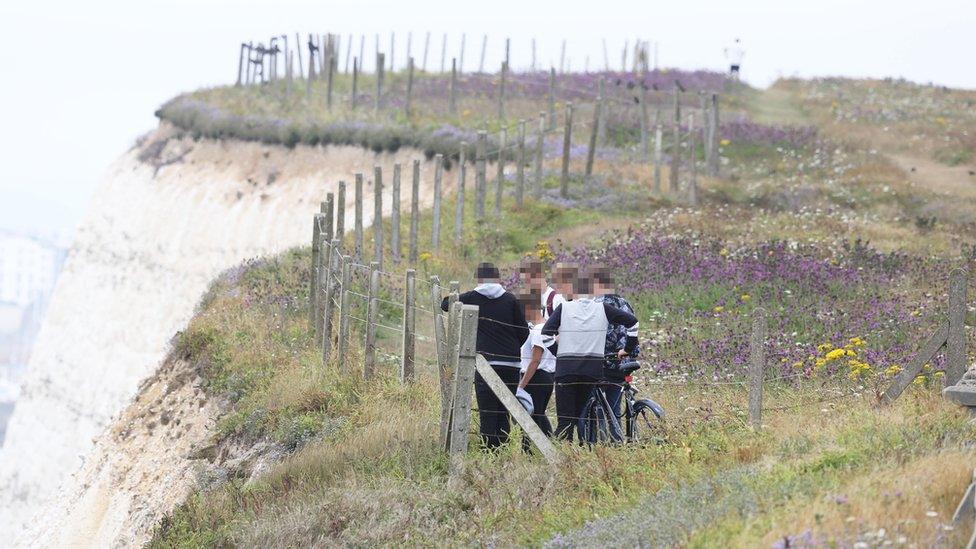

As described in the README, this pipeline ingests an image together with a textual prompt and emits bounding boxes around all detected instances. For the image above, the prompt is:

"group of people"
[441,259,640,448]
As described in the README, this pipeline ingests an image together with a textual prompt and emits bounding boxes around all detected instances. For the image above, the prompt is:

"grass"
[145,72,976,546]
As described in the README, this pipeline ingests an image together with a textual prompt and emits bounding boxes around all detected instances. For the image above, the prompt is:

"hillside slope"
[0,124,440,539]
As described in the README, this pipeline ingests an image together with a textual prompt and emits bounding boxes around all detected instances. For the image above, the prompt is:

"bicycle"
[578,358,665,444]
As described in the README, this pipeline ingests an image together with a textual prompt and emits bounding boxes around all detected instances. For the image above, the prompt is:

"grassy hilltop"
[150,69,976,546]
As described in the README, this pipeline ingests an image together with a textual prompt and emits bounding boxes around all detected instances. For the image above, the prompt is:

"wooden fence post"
[475,131,487,220]
[355,173,364,259]
[409,159,420,263]
[516,119,526,208]
[364,262,380,379]
[373,166,384,269]
[401,269,417,382]
[448,304,479,478]
[585,95,602,179]
[310,213,324,328]
[474,355,560,464]
[351,57,359,110]
[670,82,681,192]
[495,127,506,216]
[654,125,663,194]
[535,112,545,198]
[375,52,385,112]
[337,255,352,373]
[336,181,346,239]
[547,68,557,130]
[749,307,766,431]
[498,61,507,121]
[405,57,415,117]
[560,102,574,198]
[321,239,341,368]
[455,142,467,243]
[709,93,720,176]
[391,164,401,264]
[432,154,443,250]
[449,58,458,115]
[947,268,969,386]
[688,114,699,207]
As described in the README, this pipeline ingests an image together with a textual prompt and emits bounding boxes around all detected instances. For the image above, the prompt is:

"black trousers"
[521,370,554,451]
[474,364,521,449]
[554,374,598,442]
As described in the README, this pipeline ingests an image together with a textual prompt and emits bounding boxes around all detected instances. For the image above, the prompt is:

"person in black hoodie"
[442,262,529,449]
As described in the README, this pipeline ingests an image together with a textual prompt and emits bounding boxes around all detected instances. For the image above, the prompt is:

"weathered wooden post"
[749,307,767,432]
[375,52,385,112]
[947,268,969,386]
[310,213,324,328]
[373,166,384,269]
[401,269,417,383]
[498,61,507,121]
[654,125,663,193]
[516,119,526,207]
[449,58,458,115]
[321,238,341,367]
[336,255,352,373]
[351,57,359,109]
[432,154,444,250]
[475,131,488,220]
[670,82,681,192]
[364,262,381,379]
[535,112,545,198]
[336,181,346,239]
[585,95,602,179]
[405,57,415,117]
[409,160,420,263]
[448,304,479,478]
[355,173,364,259]
[709,93,720,176]
[494,127,507,215]
[479,34,488,72]
[560,102,574,198]
[391,164,402,264]
[455,142,467,243]
[547,68,557,130]
[688,114,699,207]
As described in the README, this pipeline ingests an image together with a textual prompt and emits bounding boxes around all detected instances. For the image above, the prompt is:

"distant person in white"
[724,38,745,79]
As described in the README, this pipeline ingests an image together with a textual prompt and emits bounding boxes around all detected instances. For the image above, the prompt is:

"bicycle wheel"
[628,398,665,444]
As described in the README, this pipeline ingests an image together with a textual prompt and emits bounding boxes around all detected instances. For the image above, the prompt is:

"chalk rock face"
[0,125,439,540]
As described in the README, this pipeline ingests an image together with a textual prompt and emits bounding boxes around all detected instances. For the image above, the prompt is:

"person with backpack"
[591,263,640,415]
[442,262,529,449]
[541,267,639,442]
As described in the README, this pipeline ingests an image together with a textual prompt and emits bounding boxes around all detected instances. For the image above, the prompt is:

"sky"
[0,0,973,240]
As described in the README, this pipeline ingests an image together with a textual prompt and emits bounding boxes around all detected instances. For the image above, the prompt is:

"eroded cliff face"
[0,124,440,541]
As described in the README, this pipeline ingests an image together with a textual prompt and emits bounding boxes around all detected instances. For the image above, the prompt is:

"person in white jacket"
[724,38,745,78]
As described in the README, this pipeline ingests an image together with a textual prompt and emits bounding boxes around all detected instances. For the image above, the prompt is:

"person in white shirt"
[517,291,557,444]
[724,38,745,78]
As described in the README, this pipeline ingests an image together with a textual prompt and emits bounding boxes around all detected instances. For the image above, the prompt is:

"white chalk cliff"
[0,124,439,543]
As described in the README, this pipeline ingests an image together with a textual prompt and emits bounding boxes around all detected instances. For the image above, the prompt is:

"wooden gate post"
[947,268,969,386]
[749,307,767,431]
[409,160,420,263]
[560,102,574,198]
[336,255,352,373]
[448,304,479,479]
[455,142,468,243]
[401,269,417,382]
[364,262,381,379]
[432,154,443,250]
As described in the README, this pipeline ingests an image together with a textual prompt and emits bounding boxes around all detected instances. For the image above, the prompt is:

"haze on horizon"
[0,0,972,239]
